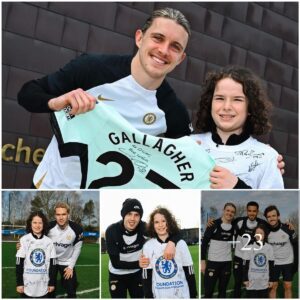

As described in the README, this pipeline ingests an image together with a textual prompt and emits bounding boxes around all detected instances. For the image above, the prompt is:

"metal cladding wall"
[2,2,298,188]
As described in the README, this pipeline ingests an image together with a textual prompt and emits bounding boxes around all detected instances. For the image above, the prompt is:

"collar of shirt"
[31,232,44,239]
[156,236,171,244]
[211,130,250,145]
[269,221,282,232]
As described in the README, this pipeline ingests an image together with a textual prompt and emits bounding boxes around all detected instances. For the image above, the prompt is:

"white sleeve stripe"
[188,265,194,275]
[16,257,20,265]
[142,268,147,279]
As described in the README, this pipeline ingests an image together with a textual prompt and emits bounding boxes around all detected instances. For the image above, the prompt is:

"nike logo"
[97,95,115,102]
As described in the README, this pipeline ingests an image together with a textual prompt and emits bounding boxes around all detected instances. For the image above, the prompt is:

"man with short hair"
[232,201,268,298]
[201,202,236,298]
[18,7,193,189]
[264,205,298,298]
[48,202,83,298]
[105,198,179,298]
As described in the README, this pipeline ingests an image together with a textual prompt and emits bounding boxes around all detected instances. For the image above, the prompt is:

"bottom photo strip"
[1,190,299,299]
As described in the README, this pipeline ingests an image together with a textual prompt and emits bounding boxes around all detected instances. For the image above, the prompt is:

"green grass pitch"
[2,241,100,298]
[101,244,199,298]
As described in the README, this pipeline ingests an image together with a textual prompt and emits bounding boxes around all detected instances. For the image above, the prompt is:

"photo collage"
[2,2,299,299]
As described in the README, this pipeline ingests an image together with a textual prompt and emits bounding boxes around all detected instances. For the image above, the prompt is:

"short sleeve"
[16,239,26,258]
[177,240,193,266]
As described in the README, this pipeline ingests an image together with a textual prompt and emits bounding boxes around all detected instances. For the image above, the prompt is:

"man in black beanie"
[105,198,179,298]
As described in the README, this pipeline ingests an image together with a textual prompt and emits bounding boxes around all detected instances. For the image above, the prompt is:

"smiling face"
[134,17,188,88]
[153,213,168,239]
[266,209,280,228]
[223,205,236,223]
[31,216,43,236]
[55,207,69,229]
[123,211,141,231]
[247,205,259,221]
[211,77,248,141]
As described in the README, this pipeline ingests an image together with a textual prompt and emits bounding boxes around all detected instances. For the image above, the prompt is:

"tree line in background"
[2,191,99,232]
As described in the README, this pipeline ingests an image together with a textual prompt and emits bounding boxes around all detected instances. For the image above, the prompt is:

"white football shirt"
[16,233,56,297]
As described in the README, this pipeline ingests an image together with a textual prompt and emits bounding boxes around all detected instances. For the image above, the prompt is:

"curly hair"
[26,210,49,236]
[195,66,272,135]
[147,207,180,238]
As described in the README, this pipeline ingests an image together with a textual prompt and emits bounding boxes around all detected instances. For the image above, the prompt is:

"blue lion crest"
[155,256,178,279]
[254,253,267,267]
[30,248,46,267]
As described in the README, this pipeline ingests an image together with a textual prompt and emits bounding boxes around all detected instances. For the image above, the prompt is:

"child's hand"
[48,286,55,292]
[268,282,274,288]
[16,286,24,293]
[139,254,150,268]
[201,260,206,274]
[243,281,249,287]
[210,165,238,189]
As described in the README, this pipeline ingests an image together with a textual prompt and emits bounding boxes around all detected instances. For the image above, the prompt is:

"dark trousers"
[232,256,244,298]
[21,294,49,298]
[109,270,144,298]
[247,288,269,298]
[204,260,232,298]
[48,265,78,298]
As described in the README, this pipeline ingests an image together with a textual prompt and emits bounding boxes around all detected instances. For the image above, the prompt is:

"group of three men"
[201,201,298,298]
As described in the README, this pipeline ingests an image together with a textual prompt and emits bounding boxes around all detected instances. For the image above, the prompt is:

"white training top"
[16,233,56,297]
[191,132,284,189]
[234,218,260,259]
[48,222,83,268]
[143,239,194,298]
[243,242,274,290]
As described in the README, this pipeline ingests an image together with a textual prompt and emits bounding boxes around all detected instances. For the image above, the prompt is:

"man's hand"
[268,282,274,288]
[243,281,249,287]
[63,267,73,280]
[201,260,206,274]
[48,88,96,115]
[139,254,150,268]
[285,221,295,231]
[206,218,215,228]
[163,241,176,260]
[277,154,285,175]
[16,286,24,293]
[210,165,238,189]
[48,286,55,292]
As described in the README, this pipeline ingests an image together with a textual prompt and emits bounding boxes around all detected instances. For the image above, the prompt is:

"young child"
[16,211,56,298]
[242,224,275,298]
[142,207,197,298]
[191,66,284,189]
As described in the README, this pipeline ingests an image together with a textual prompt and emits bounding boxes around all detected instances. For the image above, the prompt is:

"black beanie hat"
[121,198,143,219]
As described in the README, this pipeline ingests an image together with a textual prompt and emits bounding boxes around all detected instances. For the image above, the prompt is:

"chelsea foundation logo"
[254,253,266,267]
[30,248,46,267]
[155,256,178,279]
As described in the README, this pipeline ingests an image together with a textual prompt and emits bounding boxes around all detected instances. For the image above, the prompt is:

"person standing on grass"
[105,198,181,298]
[142,207,197,298]
[264,205,298,299]
[201,202,236,298]
[16,211,56,298]
[242,224,275,298]
[47,202,83,298]
[17,202,83,298]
